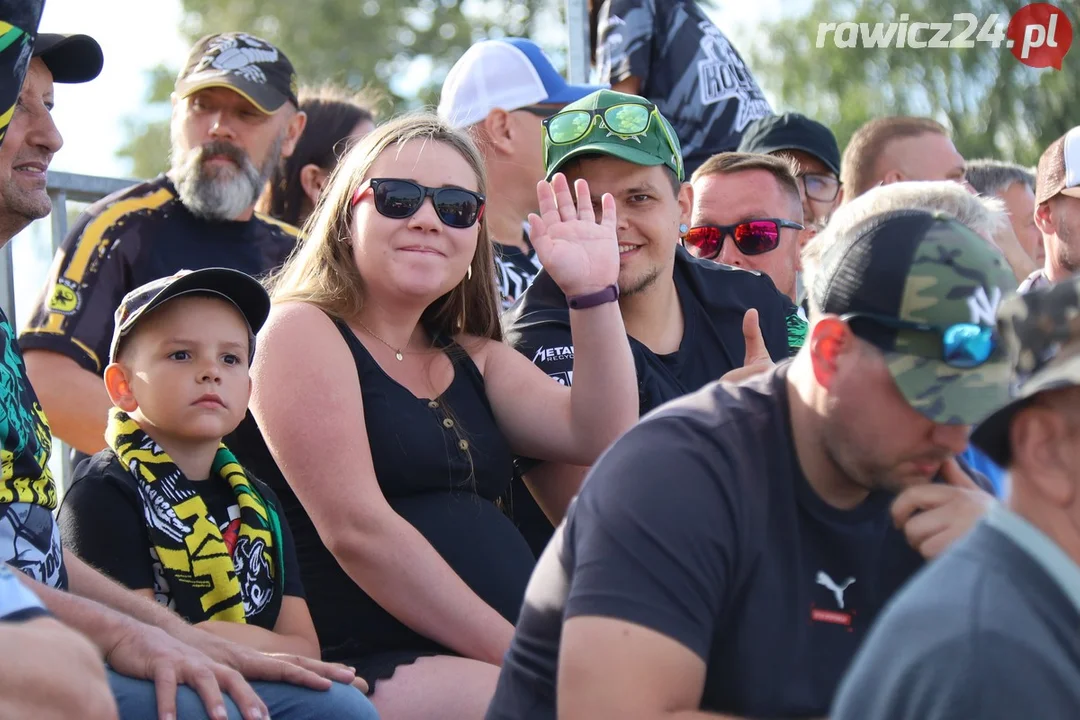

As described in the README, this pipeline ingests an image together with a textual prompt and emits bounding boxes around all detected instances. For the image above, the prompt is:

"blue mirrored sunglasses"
[841,312,997,368]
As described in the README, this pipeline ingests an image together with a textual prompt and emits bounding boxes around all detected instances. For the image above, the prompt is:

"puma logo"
[816,571,856,609]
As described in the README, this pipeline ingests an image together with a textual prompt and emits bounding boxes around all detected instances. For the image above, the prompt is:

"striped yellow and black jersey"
[20,175,299,373]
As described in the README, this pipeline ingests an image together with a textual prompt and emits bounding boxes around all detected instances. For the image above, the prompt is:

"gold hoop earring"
[467,265,473,281]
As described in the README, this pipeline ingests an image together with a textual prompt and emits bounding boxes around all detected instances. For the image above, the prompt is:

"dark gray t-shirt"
[832,521,1080,720]
[595,0,772,174]
[486,363,941,719]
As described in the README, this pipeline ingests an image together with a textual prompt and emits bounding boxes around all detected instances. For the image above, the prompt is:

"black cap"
[175,32,298,114]
[737,113,841,176]
[33,33,103,84]
[109,268,271,365]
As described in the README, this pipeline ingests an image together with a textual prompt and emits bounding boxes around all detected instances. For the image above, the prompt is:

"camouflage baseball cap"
[543,89,684,182]
[812,209,1017,425]
[971,275,1080,466]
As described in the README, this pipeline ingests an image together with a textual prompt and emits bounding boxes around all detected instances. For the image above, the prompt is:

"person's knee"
[107,668,244,720]
[314,682,379,719]
[249,680,378,720]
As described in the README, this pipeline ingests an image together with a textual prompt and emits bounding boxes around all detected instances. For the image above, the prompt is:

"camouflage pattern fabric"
[886,216,1017,425]
[544,89,684,181]
[996,274,1080,398]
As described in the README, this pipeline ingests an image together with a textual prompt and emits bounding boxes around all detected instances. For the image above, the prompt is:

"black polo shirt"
[20,175,297,374]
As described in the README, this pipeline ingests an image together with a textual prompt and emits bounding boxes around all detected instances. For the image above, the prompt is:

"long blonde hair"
[267,111,502,341]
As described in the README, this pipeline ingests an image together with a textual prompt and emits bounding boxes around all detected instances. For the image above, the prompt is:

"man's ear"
[808,316,850,390]
[480,109,513,155]
[104,363,138,413]
[299,163,327,208]
[678,181,694,234]
[1011,406,1075,506]
[1034,200,1055,236]
[280,109,308,159]
[881,169,904,186]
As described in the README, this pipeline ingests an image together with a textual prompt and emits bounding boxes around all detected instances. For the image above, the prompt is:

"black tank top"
[228,317,536,664]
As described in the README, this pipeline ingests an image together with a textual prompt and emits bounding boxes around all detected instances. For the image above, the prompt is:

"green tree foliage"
[119,0,553,178]
[748,0,1078,166]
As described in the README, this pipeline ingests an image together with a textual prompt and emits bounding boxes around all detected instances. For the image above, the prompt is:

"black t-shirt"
[58,450,304,630]
[501,248,799,553]
[495,233,542,311]
[487,363,970,719]
[20,175,298,374]
[595,0,772,174]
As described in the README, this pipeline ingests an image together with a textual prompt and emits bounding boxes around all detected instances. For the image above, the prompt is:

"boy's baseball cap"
[811,209,1017,426]
[543,89,684,182]
[737,113,841,176]
[972,275,1080,466]
[438,38,605,129]
[1034,126,1080,205]
[33,33,104,84]
[109,268,271,364]
[175,32,299,114]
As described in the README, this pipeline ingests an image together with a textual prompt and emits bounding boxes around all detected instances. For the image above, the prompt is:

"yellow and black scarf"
[105,408,284,624]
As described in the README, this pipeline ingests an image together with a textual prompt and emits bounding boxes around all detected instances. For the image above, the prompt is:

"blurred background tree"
[748,0,1078,166]
[118,0,559,177]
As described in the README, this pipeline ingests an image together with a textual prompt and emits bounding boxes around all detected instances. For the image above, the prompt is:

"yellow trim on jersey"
[0,23,15,35]
[40,187,174,334]
[254,212,301,238]
[18,327,101,372]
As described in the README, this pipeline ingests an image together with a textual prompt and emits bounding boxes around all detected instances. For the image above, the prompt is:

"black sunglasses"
[799,172,841,203]
[352,178,485,229]
[683,218,804,259]
[841,312,998,369]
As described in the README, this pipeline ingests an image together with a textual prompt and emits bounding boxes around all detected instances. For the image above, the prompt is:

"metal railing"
[0,171,138,492]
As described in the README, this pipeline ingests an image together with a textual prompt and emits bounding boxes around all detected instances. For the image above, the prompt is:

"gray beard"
[168,131,283,222]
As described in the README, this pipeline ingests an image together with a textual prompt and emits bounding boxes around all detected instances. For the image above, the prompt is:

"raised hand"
[529,173,619,298]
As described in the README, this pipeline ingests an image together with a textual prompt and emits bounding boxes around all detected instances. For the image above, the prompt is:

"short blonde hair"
[803,181,1007,314]
[840,116,949,199]
[267,112,502,341]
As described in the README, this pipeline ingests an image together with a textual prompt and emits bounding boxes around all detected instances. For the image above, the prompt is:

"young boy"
[59,268,379,720]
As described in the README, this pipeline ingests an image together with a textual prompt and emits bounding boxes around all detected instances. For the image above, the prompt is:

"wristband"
[567,284,620,310]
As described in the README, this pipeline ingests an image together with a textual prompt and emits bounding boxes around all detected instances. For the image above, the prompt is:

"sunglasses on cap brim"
[841,312,998,369]
[543,100,684,179]
[683,218,804,259]
[351,178,485,229]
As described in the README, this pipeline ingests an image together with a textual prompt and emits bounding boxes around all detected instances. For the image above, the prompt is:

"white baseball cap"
[438,38,606,129]
[1035,126,1080,205]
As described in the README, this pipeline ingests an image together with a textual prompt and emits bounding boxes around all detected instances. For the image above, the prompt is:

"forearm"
[333,513,514,665]
[13,568,135,652]
[23,351,111,454]
[63,550,187,635]
[567,301,638,460]
[523,462,589,524]
[196,620,318,658]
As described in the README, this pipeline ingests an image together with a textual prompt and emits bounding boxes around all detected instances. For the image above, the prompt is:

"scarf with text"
[105,408,283,624]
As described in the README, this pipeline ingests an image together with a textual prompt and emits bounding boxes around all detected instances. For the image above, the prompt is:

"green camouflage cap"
[813,209,1017,425]
[543,89,684,181]
[971,275,1080,465]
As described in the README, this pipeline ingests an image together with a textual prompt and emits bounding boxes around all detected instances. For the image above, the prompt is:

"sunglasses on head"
[683,219,804,260]
[351,178,485,229]
[543,101,684,179]
[841,312,998,369]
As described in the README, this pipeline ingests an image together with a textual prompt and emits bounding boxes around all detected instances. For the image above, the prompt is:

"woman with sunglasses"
[232,112,637,719]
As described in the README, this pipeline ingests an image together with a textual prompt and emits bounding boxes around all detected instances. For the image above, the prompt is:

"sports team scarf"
[105,408,284,624]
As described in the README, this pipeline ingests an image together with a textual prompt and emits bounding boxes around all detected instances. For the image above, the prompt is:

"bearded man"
[21,32,306,457]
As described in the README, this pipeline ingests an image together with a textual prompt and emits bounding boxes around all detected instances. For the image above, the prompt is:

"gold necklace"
[355,319,407,361]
